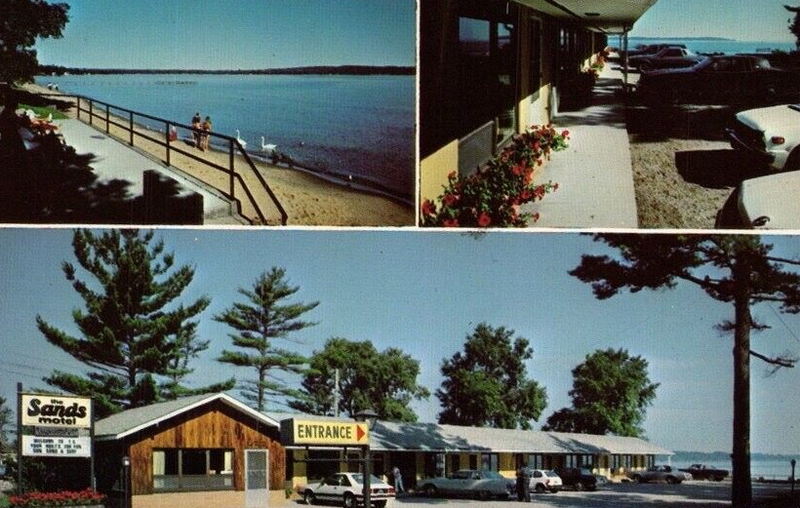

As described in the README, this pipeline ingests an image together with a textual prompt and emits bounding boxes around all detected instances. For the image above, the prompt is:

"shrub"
[421,125,569,227]
[8,488,106,507]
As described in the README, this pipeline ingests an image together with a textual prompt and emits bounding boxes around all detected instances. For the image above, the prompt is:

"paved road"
[287,481,790,508]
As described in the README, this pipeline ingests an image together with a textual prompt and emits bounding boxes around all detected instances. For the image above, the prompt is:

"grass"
[18,103,68,120]
[0,493,9,507]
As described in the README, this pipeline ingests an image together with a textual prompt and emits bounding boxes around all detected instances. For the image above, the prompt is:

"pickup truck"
[678,464,728,481]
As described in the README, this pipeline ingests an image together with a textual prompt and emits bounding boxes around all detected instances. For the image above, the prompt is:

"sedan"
[716,170,800,229]
[637,55,800,105]
[726,103,800,172]
[628,46,703,71]
[301,472,395,508]
[418,469,514,499]
[629,466,692,484]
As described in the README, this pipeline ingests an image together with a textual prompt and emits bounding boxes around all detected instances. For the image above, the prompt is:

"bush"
[421,125,569,227]
[8,488,105,507]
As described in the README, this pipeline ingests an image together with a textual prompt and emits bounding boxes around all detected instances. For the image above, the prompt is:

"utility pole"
[333,368,340,418]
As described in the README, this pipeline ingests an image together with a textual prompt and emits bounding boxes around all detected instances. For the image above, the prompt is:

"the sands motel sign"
[281,418,369,446]
[20,393,92,458]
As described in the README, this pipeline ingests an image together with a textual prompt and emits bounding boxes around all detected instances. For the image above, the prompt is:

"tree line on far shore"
[37,65,415,76]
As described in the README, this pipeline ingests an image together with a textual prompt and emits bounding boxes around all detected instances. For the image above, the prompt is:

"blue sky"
[2,229,800,456]
[34,0,415,69]
[630,0,796,41]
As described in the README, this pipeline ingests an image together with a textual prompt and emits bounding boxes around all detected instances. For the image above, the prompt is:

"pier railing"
[36,93,288,225]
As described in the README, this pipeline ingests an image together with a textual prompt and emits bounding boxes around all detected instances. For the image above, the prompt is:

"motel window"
[527,454,542,469]
[612,455,621,470]
[449,454,460,474]
[469,454,478,470]
[480,453,499,472]
[307,450,340,481]
[528,17,542,98]
[580,454,594,467]
[153,449,233,491]
[457,3,518,149]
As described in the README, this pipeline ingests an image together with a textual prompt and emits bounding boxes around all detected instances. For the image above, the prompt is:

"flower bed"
[8,488,106,507]
[421,125,569,227]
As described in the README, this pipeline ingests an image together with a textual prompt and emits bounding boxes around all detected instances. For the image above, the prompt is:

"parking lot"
[377,481,791,508]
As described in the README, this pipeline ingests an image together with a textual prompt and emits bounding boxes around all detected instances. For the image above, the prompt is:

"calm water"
[624,38,797,55]
[36,74,415,199]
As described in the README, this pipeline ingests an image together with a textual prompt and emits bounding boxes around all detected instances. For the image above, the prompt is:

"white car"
[725,104,800,172]
[301,472,395,508]
[525,468,563,493]
[717,170,800,229]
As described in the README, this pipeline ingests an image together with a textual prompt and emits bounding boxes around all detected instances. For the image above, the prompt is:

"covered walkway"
[526,66,639,228]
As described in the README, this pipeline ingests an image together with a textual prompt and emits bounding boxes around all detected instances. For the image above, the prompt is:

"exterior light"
[771,136,786,145]
[354,408,379,430]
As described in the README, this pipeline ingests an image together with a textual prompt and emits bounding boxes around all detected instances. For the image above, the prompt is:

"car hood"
[739,170,800,228]
[736,104,800,132]
[640,66,698,77]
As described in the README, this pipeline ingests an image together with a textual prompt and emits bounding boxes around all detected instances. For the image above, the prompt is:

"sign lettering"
[282,418,369,446]
[21,394,91,428]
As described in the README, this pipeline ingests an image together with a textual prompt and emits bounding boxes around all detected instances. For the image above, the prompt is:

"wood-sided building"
[419,0,658,204]
[94,393,284,499]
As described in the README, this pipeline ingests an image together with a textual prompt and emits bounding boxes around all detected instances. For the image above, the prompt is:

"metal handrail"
[37,93,288,225]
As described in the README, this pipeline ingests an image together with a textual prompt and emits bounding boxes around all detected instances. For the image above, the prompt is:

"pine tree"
[36,229,215,417]
[571,234,800,508]
[786,5,800,49]
[215,267,319,411]
[0,396,12,453]
[160,322,235,400]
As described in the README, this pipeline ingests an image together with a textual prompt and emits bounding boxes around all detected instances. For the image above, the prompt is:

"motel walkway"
[56,119,244,224]
[526,66,639,229]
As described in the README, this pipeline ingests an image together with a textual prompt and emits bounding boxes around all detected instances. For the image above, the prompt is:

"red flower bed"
[9,488,106,507]
[421,125,569,228]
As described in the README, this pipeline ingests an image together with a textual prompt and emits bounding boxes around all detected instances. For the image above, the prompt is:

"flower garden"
[421,124,570,228]
[8,488,106,507]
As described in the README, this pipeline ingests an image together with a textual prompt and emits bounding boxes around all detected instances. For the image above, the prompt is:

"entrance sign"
[21,394,92,428]
[281,418,369,446]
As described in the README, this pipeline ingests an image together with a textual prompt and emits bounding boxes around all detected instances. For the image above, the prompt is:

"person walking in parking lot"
[392,466,404,495]
[516,465,531,502]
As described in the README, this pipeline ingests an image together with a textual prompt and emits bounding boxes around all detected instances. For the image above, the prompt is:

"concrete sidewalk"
[57,119,242,224]
[526,66,638,229]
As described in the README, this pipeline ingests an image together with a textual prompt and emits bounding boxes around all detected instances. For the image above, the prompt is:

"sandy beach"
[22,83,414,226]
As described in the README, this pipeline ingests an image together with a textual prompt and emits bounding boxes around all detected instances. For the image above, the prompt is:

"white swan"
[261,136,277,154]
[236,129,247,149]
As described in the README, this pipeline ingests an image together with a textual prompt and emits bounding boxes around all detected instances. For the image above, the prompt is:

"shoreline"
[21,82,414,226]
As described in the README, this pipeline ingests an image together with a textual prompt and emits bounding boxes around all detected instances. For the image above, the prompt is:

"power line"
[765,302,800,345]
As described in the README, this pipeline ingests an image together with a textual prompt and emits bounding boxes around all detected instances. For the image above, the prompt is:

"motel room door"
[244,449,270,507]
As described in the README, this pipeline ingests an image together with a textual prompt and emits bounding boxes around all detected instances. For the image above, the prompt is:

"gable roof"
[95,393,279,441]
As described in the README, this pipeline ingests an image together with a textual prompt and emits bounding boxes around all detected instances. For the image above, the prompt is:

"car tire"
[632,475,642,483]
[343,492,356,508]
[784,148,800,172]
[374,501,387,508]
[535,484,545,493]
[477,489,490,500]
[303,491,315,505]
[575,481,584,491]
[423,484,437,497]
[640,62,652,72]
[666,476,678,485]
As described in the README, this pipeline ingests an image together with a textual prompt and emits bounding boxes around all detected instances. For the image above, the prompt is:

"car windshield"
[351,474,383,485]
[544,470,559,478]
[579,468,593,475]
[480,471,503,479]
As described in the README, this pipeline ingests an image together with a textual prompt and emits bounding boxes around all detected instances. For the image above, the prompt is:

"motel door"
[244,449,269,507]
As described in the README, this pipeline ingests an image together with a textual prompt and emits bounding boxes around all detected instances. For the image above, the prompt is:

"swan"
[236,129,247,149]
[261,136,277,154]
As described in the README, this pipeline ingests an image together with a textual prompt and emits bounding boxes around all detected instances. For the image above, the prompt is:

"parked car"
[300,472,395,508]
[679,464,729,481]
[623,43,687,59]
[553,467,598,490]
[637,55,800,105]
[716,170,800,229]
[522,468,563,493]
[418,469,514,499]
[629,465,692,484]
[629,46,703,71]
[725,104,800,172]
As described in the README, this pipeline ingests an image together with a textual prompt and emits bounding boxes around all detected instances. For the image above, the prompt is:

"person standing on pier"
[191,112,201,147]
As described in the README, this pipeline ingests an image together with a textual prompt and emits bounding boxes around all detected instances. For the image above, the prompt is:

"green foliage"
[289,337,430,422]
[0,0,70,84]
[36,229,215,417]
[18,104,68,120]
[0,396,11,453]
[421,125,567,228]
[215,267,319,411]
[436,323,547,429]
[542,348,659,437]
[160,322,235,400]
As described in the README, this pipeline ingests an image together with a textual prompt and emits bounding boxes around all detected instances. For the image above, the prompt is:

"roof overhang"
[95,393,280,441]
[513,0,659,33]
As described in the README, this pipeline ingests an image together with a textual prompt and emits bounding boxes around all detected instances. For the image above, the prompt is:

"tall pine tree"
[160,322,235,400]
[36,229,219,417]
[215,267,319,411]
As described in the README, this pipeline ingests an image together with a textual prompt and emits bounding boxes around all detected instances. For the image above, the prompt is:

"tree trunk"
[732,264,752,507]
[257,368,265,412]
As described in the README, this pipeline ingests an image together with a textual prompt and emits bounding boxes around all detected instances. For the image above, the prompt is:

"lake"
[36,73,415,199]
[624,38,796,55]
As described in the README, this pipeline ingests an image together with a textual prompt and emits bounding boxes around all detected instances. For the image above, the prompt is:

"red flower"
[477,212,492,227]
[532,212,541,222]
[511,163,526,176]
[447,170,457,180]
[561,130,570,138]
[524,172,533,185]
[553,182,559,191]
[421,199,436,216]
[442,218,459,227]
[442,193,459,207]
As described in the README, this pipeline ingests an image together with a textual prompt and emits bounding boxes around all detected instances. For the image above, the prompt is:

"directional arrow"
[356,424,367,442]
